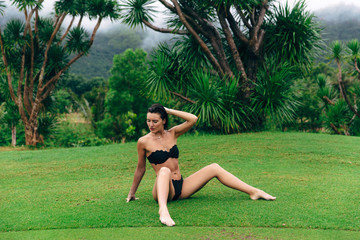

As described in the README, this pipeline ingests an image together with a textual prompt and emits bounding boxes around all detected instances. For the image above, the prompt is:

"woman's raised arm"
[165,107,198,138]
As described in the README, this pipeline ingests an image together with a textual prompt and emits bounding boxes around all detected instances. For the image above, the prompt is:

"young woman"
[127,104,276,226]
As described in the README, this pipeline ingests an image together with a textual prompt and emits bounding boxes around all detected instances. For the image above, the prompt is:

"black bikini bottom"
[172,176,183,200]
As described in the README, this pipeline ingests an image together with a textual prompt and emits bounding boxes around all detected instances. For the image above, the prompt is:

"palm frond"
[253,61,301,126]
[331,41,343,61]
[0,1,6,15]
[185,71,226,129]
[38,112,59,138]
[46,45,68,73]
[12,0,40,10]
[55,0,76,15]
[119,0,156,28]
[66,27,90,54]
[264,0,323,73]
[347,39,360,58]
[325,99,351,129]
[37,17,60,45]
[145,44,176,101]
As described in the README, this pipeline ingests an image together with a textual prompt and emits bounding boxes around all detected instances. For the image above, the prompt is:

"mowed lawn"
[0,132,359,239]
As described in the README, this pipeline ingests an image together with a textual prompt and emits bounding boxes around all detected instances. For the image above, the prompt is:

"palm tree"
[0,0,120,145]
[120,0,321,98]
[330,40,360,119]
[121,0,322,132]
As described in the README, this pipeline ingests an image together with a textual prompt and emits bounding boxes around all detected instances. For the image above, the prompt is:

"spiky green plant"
[316,74,337,111]
[265,0,323,73]
[252,61,301,127]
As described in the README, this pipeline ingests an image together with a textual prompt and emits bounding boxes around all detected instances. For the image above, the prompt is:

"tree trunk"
[24,120,40,146]
[242,53,259,99]
[11,125,16,147]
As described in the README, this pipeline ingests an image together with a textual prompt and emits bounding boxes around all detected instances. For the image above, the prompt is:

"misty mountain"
[69,24,173,79]
[314,4,360,43]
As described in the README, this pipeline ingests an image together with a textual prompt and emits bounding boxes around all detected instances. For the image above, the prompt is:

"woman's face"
[147,112,165,133]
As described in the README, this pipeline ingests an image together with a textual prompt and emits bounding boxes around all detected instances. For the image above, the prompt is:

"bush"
[48,121,111,147]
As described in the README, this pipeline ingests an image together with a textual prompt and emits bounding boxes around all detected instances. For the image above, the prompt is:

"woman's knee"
[158,166,171,176]
[209,163,221,169]
[207,163,223,174]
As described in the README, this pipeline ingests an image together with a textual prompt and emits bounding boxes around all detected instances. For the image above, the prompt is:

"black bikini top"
[147,145,179,165]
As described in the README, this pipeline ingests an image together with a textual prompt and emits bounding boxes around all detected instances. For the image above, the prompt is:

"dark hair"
[147,104,168,129]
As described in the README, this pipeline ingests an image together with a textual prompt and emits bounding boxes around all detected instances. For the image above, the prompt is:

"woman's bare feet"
[250,189,276,200]
[159,207,175,226]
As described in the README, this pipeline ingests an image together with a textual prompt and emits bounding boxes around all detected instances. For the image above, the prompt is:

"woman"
[127,104,276,227]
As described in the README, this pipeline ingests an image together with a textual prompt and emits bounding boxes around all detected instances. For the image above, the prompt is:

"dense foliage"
[96,48,149,142]
[120,0,322,133]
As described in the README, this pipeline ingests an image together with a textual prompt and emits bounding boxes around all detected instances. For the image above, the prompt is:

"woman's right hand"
[126,192,138,202]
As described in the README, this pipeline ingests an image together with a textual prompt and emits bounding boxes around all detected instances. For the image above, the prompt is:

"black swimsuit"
[147,145,183,200]
[147,145,179,165]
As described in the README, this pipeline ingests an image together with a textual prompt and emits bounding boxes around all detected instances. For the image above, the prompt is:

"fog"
[314,4,360,22]
[1,1,360,50]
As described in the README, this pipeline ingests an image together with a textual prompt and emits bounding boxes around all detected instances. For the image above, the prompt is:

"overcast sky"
[3,0,360,32]
[5,0,360,13]
[278,0,360,10]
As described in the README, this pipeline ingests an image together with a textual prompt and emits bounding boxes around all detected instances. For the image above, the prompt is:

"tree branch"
[217,5,246,80]
[38,13,67,90]
[142,19,188,34]
[252,0,268,46]
[336,58,360,118]
[178,0,233,77]
[226,9,249,45]
[330,123,341,135]
[34,8,40,44]
[59,15,75,44]
[25,6,37,113]
[336,59,345,99]
[323,96,335,105]
[250,8,255,26]
[235,4,252,30]
[256,29,266,51]
[159,0,176,12]
[171,91,196,104]
[354,58,360,74]
[41,52,85,100]
[23,72,32,115]
[89,17,102,46]
[170,0,225,77]
[340,124,350,136]
[41,16,104,95]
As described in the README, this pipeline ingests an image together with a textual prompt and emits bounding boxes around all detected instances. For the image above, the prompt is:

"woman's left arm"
[165,107,198,138]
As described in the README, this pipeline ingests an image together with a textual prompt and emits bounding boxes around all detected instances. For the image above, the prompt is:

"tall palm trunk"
[11,124,16,147]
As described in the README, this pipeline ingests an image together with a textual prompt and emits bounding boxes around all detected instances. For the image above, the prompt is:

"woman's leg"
[180,163,276,200]
[152,167,176,226]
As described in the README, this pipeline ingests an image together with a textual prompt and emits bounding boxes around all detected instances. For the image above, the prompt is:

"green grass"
[1,132,360,239]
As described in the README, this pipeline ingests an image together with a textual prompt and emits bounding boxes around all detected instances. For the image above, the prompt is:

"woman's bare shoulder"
[138,134,151,147]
